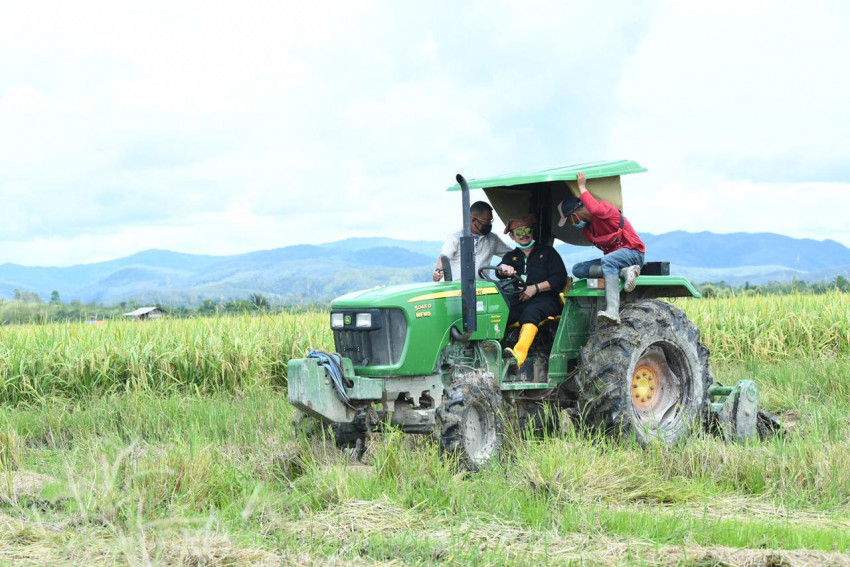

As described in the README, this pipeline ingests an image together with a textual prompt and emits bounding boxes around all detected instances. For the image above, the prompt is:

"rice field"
[0,292,847,565]
[0,311,331,404]
[682,291,850,360]
[0,292,845,403]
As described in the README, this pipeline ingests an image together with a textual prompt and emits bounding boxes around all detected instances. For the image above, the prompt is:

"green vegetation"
[0,293,847,564]
[684,291,849,360]
[4,273,845,327]
[0,293,325,326]
[0,311,330,404]
[696,274,850,297]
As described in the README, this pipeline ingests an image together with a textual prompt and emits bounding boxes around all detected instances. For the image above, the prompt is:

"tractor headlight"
[329,309,382,331]
[355,313,372,328]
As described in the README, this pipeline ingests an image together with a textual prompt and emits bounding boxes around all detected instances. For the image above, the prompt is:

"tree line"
[0,291,323,325]
[696,275,850,298]
[1,275,848,325]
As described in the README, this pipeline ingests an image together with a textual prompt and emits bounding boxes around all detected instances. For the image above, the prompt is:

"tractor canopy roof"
[448,160,646,247]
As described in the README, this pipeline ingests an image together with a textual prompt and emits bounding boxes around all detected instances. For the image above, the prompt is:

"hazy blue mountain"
[319,238,442,257]
[351,247,434,269]
[640,232,850,270]
[0,232,848,305]
[105,249,224,271]
[0,249,222,294]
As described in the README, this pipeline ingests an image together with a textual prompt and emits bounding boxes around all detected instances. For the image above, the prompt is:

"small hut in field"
[123,307,163,321]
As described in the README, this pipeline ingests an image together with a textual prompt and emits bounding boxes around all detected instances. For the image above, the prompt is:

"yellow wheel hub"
[632,364,658,408]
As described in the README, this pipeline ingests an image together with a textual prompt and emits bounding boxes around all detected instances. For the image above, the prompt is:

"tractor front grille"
[332,308,407,367]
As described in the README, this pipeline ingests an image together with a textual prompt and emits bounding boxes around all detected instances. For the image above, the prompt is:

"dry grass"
[0,513,285,566]
[283,499,850,567]
[0,470,56,506]
[1,498,847,567]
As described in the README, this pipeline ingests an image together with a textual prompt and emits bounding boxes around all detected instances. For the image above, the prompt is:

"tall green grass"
[0,289,847,563]
[681,291,849,360]
[0,312,331,403]
[1,362,847,564]
[0,293,846,404]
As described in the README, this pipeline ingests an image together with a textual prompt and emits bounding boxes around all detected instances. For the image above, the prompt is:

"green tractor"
[289,161,773,469]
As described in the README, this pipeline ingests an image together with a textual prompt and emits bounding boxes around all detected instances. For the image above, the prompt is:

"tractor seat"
[507,315,561,330]
[559,277,573,306]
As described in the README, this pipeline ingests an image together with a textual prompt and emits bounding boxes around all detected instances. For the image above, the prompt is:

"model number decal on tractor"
[415,303,433,317]
[407,288,498,302]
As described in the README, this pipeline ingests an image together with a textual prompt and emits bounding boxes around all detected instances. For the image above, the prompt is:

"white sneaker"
[619,265,641,292]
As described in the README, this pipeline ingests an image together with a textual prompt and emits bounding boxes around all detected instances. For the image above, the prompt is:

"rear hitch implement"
[708,381,782,441]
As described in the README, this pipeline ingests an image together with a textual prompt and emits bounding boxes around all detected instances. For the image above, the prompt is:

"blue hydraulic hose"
[307,349,353,408]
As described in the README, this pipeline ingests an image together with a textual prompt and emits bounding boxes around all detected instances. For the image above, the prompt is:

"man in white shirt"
[433,201,513,282]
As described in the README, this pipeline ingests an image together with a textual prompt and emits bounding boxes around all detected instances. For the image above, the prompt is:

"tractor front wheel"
[436,371,504,471]
[578,299,713,445]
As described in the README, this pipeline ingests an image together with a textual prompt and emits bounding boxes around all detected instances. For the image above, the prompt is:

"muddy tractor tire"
[435,371,504,471]
[578,299,713,445]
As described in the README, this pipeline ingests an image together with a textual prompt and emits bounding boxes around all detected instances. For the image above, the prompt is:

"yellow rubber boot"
[506,323,538,368]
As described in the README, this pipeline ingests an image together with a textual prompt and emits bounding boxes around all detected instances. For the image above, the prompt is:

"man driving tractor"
[496,213,567,368]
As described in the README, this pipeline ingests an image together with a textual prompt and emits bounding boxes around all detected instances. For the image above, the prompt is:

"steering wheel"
[478,266,527,299]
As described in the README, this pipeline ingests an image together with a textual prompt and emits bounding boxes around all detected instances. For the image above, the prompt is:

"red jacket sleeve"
[579,192,646,254]
[579,192,618,223]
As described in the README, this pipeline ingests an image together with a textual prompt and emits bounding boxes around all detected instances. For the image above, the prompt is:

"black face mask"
[478,223,492,235]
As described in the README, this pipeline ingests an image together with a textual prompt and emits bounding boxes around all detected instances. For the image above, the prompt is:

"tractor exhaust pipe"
[456,173,477,338]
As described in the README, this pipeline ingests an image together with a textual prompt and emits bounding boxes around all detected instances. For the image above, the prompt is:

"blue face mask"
[516,239,536,250]
[572,221,588,229]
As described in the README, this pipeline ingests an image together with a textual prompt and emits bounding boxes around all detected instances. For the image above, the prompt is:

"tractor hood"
[330,280,509,376]
[448,160,646,247]
[332,281,462,308]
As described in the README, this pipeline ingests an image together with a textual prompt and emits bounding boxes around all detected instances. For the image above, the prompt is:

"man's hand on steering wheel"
[495,263,516,278]
[518,283,539,302]
[478,265,526,296]
[495,264,528,296]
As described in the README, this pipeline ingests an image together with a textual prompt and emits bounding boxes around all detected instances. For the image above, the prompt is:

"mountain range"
[1,232,848,305]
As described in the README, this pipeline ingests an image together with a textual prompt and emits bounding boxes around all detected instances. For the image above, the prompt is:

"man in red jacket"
[559,171,645,324]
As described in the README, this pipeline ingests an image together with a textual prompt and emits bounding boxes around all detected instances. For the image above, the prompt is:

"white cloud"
[615,1,850,160]
[0,0,848,268]
[610,0,850,244]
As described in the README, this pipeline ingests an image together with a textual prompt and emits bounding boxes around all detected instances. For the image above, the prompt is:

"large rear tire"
[436,371,504,471]
[578,299,712,445]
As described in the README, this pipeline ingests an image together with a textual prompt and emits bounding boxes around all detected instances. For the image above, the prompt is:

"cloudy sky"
[1,0,848,266]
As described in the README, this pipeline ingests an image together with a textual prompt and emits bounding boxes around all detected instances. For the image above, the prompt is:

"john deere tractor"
[289,161,770,469]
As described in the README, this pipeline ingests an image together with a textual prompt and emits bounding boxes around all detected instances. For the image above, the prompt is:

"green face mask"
[516,239,536,250]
